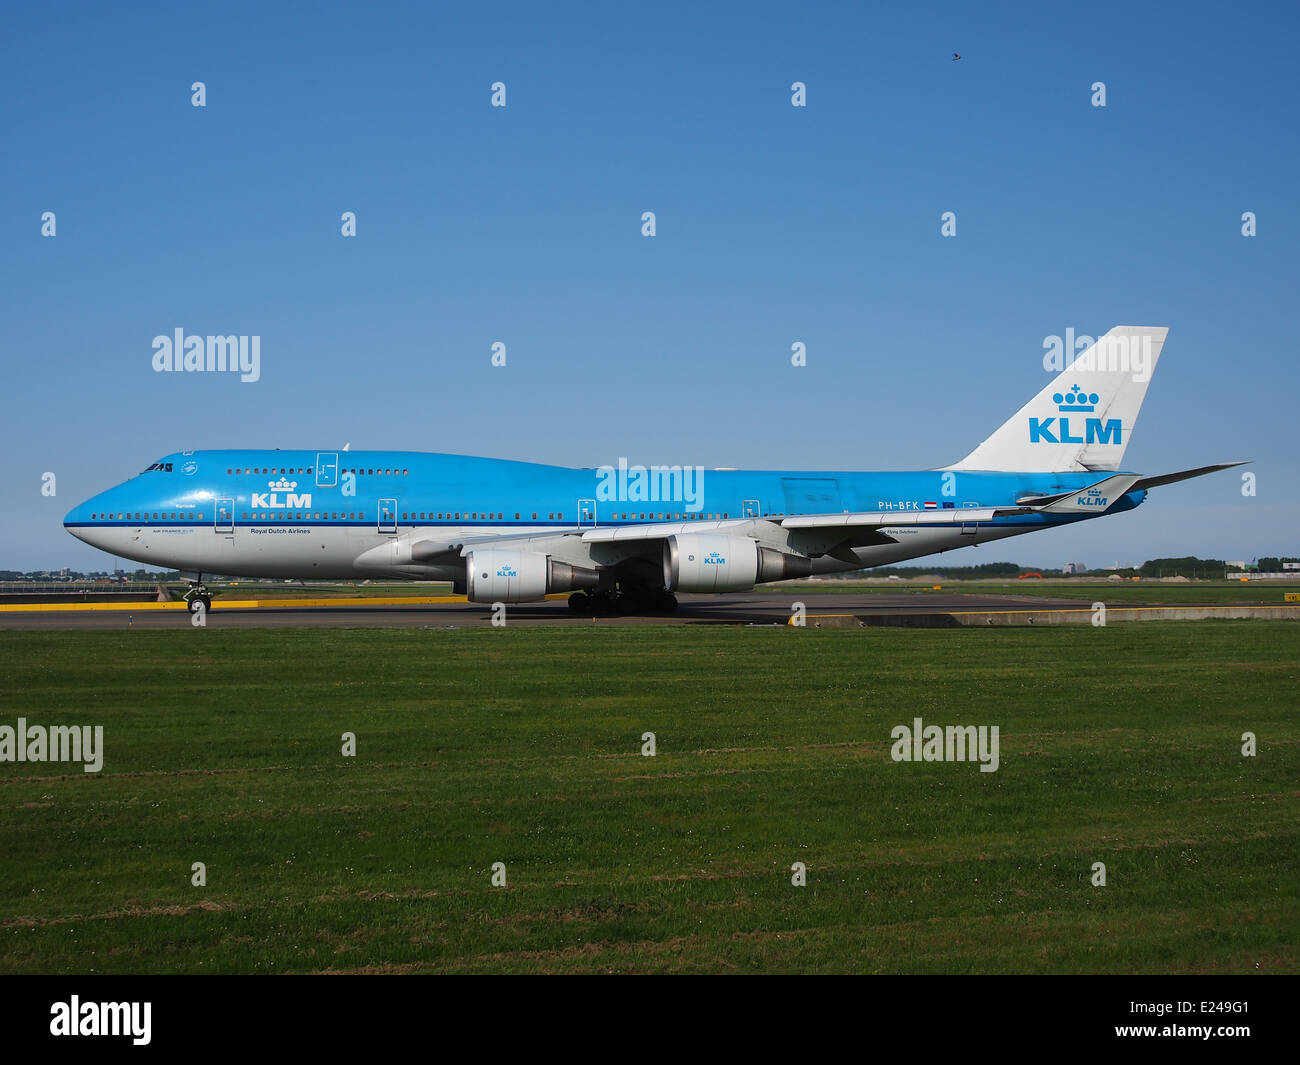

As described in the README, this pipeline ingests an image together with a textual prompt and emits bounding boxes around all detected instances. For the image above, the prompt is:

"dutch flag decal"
[923,501,937,510]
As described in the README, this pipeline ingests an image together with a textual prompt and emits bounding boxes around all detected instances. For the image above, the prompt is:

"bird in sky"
[952,52,962,61]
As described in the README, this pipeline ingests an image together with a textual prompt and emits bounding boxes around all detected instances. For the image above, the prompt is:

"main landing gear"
[184,580,212,614]
[568,588,677,616]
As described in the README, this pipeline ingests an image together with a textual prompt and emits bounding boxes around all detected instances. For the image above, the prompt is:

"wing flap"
[780,507,1020,528]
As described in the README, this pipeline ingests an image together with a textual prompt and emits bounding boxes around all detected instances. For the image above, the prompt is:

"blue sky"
[2,0,1296,571]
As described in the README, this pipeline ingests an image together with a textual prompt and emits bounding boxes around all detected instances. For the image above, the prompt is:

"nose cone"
[64,492,115,548]
[64,498,93,544]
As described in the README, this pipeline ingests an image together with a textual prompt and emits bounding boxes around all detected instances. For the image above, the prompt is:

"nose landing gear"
[184,580,212,613]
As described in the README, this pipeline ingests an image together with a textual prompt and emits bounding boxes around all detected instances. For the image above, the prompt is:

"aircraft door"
[578,498,597,528]
[378,498,397,534]
[215,498,235,534]
[742,499,760,518]
[315,453,338,487]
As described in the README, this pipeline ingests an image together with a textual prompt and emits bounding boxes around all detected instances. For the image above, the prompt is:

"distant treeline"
[1139,557,1296,578]
[1139,557,1230,579]
[854,562,1043,579]
[852,557,1279,579]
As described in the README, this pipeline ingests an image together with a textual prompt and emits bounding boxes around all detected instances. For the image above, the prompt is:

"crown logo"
[1053,384,1099,412]
[269,477,297,490]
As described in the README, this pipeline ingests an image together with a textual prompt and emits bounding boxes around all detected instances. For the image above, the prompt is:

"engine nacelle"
[465,550,599,603]
[663,535,813,593]
[663,535,757,592]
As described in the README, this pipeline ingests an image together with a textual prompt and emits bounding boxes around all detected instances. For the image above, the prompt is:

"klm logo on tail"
[1029,384,1121,445]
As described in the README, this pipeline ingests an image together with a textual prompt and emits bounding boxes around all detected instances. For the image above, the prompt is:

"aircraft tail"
[942,326,1168,472]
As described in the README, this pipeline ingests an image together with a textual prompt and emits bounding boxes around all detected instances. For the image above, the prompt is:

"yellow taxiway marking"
[0,594,572,613]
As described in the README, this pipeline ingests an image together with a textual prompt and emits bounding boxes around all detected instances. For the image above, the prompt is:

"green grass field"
[778,579,1300,605]
[1,623,1296,973]
[193,578,1300,606]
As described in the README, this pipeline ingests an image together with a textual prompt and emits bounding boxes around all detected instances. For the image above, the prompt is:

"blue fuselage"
[63,449,1144,581]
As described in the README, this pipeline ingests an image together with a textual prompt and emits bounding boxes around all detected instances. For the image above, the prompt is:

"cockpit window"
[141,462,174,473]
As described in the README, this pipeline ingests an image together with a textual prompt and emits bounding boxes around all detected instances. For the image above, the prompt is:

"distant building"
[1062,562,1087,575]
[1227,561,1249,571]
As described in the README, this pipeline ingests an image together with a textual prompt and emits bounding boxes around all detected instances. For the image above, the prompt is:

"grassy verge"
[1,623,1296,973]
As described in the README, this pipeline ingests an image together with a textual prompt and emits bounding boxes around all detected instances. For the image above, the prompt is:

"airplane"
[64,326,1242,615]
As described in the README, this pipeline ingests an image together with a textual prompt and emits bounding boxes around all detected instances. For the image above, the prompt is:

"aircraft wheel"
[568,592,591,615]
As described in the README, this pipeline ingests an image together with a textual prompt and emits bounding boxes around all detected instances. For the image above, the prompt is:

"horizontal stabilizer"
[1020,474,1141,513]
[1130,462,1248,492]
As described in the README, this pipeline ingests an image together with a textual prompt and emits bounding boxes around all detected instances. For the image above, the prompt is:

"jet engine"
[465,550,600,603]
[662,535,812,593]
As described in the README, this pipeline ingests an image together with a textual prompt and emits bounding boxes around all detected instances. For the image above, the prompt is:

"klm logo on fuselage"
[250,478,312,510]
[1032,382,1122,445]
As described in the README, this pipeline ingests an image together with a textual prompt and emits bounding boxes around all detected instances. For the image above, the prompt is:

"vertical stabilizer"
[942,326,1167,472]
